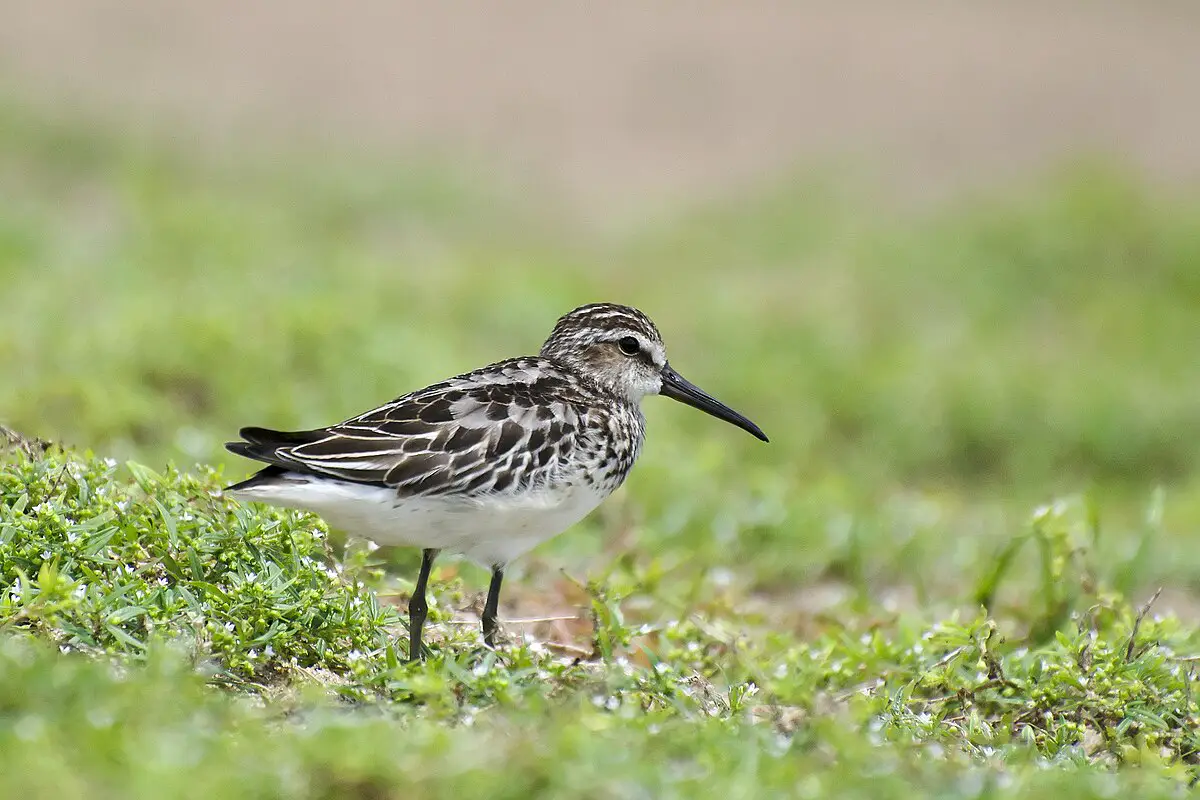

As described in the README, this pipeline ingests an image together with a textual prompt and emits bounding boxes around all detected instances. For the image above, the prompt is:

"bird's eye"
[617,336,641,356]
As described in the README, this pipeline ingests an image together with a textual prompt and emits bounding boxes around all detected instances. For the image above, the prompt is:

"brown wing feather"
[224,358,593,498]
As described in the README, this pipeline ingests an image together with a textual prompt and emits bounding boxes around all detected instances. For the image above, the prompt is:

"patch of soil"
[2,2,1198,221]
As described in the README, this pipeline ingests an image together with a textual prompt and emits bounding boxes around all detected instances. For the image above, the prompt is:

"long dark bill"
[659,364,769,442]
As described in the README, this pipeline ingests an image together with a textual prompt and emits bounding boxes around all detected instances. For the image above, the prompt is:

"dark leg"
[408,548,438,661]
[481,565,505,648]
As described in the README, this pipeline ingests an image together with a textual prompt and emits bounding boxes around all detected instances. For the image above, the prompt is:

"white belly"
[227,473,610,566]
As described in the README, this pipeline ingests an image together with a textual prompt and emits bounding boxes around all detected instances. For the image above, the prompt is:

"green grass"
[3,99,1200,796]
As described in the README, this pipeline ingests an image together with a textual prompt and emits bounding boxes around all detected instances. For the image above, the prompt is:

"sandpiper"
[225,303,767,658]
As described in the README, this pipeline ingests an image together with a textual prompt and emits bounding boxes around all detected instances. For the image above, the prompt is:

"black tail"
[224,426,326,491]
[223,464,290,493]
[225,427,324,460]
[236,426,325,447]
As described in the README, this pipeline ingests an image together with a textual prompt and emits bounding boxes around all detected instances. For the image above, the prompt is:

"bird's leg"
[408,548,438,661]
[481,565,505,648]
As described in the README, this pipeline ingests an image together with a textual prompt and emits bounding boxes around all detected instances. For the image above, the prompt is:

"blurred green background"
[3,4,1200,796]
[4,101,1200,602]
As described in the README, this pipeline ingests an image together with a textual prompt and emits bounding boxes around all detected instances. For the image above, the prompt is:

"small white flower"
[87,708,114,729]
[13,715,44,742]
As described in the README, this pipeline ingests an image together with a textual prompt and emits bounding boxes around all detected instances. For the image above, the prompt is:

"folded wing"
[225,364,584,498]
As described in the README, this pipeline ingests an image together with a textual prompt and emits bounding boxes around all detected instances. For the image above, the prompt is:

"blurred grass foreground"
[3,101,1200,797]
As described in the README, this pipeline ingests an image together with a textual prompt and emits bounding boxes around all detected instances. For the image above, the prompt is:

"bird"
[224,303,768,659]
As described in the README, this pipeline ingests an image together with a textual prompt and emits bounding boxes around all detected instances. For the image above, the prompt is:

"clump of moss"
[0,447,396,684]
